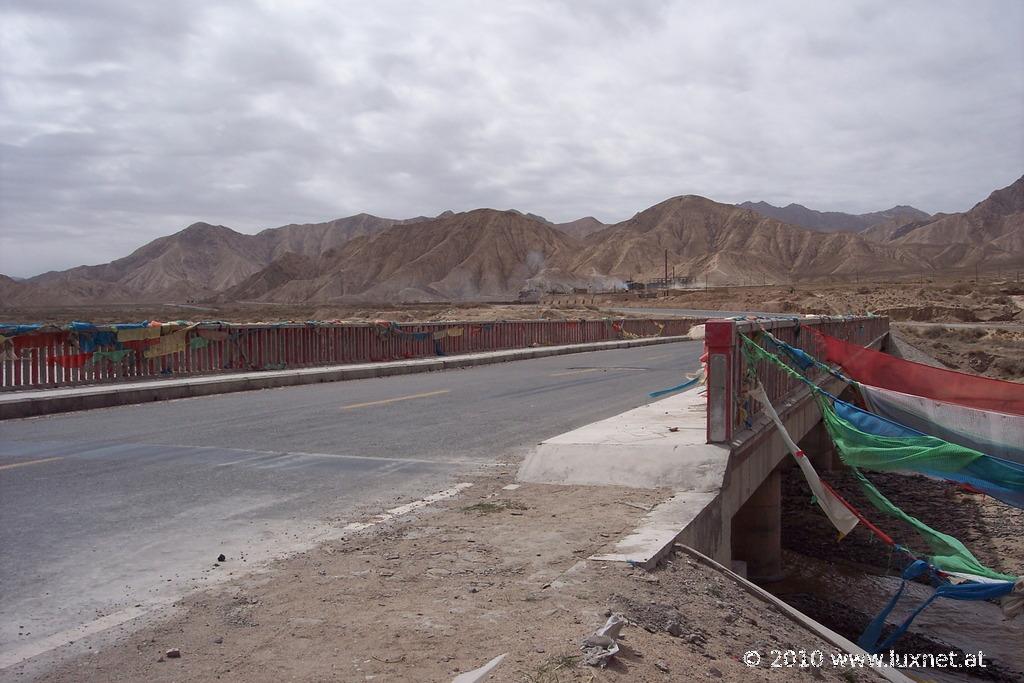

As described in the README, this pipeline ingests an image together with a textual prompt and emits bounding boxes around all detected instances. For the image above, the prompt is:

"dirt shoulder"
[0,302,647,326]
[892,324,1024,381]
[29,474,883,683]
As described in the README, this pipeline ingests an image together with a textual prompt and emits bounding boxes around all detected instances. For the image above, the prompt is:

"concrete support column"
[798,421,839,473]
[730,468,783,582]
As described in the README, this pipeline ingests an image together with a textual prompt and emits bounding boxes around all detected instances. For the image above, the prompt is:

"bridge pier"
[800,421,839,473]
[730,466,783,582]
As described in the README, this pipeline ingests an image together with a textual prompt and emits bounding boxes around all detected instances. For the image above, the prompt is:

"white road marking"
[0,597,176,670]
[0,456,65,471]
[340,389,450,410]
[342,482,474,531]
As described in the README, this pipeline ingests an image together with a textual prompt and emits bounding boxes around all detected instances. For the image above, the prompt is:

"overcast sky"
[1,1,1022,277]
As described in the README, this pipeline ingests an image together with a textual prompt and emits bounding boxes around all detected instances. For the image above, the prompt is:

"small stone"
[165,648,181,659]
[708,666,723,678]
[655,660,670,673]
[213,636,223,644]
[217,554,226,563]
[666,621,684,637]
[468,587,479,594]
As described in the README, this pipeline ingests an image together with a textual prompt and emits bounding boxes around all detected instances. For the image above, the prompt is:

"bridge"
[0,312,894,675]
[520,314,889,581]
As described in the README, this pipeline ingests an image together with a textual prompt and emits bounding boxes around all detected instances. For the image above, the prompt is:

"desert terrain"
[608,276,1024,382]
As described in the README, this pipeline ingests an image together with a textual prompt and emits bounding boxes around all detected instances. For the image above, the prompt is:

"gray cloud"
[1,0,1022,276]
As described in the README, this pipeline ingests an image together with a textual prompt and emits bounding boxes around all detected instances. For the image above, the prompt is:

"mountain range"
[736,201,930,233]
[2,175,1021,305]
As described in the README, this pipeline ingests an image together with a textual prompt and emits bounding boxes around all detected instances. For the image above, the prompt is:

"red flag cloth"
[813,329,1024,416]
[47,352,92,369]
[14,332,66,352]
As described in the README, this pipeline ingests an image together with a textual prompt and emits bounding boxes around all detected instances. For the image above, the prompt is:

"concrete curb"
[0,335,692,420]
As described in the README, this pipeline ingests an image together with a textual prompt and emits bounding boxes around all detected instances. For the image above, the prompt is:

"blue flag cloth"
[858,560,1015,653]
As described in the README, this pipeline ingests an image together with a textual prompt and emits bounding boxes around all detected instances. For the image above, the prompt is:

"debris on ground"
[450,653,507,682]
[580,614,625,667]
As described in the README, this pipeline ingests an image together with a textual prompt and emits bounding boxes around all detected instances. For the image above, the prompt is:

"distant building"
[626,275,694,291]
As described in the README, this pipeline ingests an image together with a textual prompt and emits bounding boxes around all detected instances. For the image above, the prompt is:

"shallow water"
[767,552,1023,682]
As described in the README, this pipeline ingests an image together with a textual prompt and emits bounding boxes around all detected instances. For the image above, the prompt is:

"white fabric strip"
[858,382,1024,464]
[752,383,859,537]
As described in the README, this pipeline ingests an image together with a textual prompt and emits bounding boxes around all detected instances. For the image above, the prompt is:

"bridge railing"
[0,317,698,392]
[705,316,889,444]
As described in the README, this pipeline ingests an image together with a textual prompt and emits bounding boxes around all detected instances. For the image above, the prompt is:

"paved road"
[611,306,777,318]
[0,342,702,670]
[894,320,1024,331]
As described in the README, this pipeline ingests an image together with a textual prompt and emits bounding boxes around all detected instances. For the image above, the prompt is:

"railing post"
[706,319,736,444]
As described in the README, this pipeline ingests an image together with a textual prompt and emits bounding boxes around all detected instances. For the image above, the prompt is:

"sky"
[1,1,1022,277]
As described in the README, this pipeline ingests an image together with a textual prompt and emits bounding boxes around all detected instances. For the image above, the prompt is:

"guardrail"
[0,318,698,391]
[705,316,889,443]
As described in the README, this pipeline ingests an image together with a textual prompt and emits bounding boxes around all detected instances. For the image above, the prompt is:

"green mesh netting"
[849,468,1015,581]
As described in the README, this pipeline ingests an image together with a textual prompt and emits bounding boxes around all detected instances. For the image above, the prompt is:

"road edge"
[0,336,693,420]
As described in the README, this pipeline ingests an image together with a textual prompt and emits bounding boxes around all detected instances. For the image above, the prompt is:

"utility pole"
[663,249,669,298]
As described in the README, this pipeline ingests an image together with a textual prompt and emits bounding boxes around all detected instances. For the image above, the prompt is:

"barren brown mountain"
[255,213,432,261]
[572,195,922,284]
[553,216,609,239]
[7,213,428,305]
[864,175,1024,269]
[738,200,930,233]
[22,222,270,304]
[222,209,584,303]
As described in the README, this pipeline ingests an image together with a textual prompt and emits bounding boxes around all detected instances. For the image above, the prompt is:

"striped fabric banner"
[859,382,1024,465]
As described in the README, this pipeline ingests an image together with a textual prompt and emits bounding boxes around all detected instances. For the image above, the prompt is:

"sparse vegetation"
[461,499,528,515]
[522,653,580,683]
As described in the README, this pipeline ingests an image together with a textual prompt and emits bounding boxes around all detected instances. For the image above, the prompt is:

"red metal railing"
[0,318,697,391]
[705,316,889,443]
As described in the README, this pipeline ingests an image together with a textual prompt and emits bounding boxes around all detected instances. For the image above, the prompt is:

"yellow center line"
[549,368,604,377]
[341,389,450,411]
[0,456,65,471]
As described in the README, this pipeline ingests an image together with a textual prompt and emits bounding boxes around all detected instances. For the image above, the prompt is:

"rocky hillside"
[738,201,929,233]
[7,213,429,305]
[221,209,584,302]
[573,195,922,284]
[553,217,609,239]
[866,175,1024,269]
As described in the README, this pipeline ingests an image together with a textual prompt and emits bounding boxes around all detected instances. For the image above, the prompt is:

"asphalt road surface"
[611,306,777,318]
[0,341,702,672]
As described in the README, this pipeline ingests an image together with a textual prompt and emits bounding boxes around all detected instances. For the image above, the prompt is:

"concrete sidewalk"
[0,335,689,420]
[518,386,729,568]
